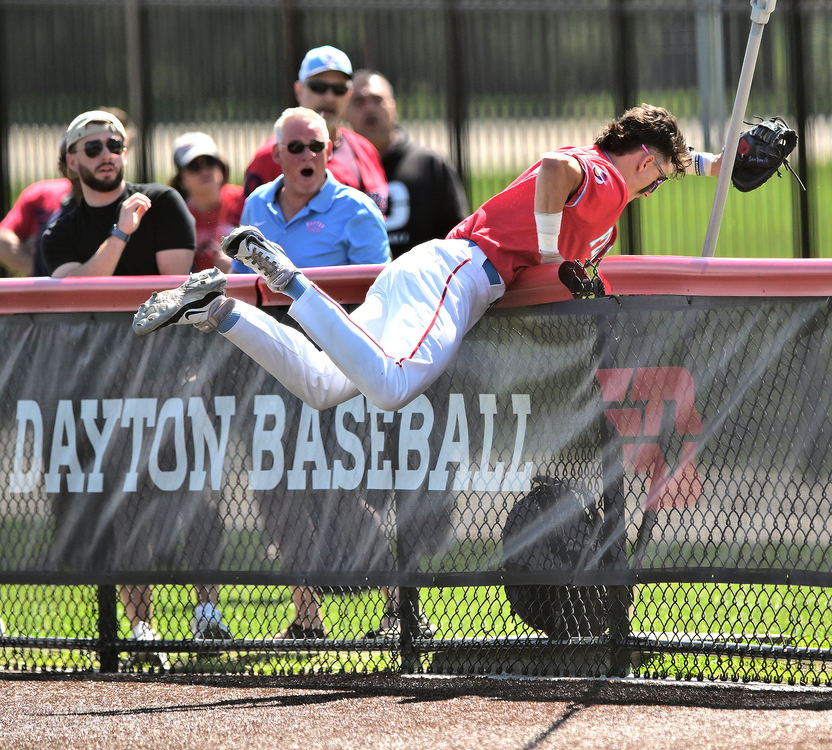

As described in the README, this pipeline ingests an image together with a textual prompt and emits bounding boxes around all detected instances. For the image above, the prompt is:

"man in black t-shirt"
[346,70,469,259]
[41,110,230,668]
[42,109,195,277]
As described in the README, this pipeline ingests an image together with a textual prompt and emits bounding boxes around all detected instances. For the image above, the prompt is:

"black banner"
[2,295,831,587]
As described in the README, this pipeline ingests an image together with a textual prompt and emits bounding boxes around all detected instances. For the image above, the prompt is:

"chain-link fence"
[2,288,832,683]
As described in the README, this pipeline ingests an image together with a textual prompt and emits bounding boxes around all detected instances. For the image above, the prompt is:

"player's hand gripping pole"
[702,0,777,258]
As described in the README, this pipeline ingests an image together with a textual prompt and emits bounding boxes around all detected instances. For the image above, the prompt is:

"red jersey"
[0,178,71,241]
[243,128,388,214]
[448,146,627,286]
[189,183,245,272]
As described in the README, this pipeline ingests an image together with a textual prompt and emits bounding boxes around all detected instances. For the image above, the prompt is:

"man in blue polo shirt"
[232,106,390,641]
[232,106,389,273]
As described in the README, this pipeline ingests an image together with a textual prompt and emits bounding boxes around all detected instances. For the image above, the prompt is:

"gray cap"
[65,110,127,149]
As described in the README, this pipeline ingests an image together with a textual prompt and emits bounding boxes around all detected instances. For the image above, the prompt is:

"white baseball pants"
[220,239,505,411]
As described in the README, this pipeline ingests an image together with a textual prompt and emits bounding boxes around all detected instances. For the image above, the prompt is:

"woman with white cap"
[171,131,244,273]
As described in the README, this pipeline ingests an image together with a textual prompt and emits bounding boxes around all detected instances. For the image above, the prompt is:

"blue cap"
[298,45,353,81]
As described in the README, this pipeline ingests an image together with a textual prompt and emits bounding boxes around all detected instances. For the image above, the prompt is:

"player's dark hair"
[595,103,691,175]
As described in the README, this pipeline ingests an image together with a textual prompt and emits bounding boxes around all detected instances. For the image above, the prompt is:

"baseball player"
[133,103,717,411]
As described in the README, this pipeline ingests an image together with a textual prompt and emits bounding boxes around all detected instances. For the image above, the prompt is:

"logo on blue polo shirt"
[306,220,325,234]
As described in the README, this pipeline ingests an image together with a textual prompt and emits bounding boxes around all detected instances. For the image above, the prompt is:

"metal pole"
[702,0,777,258]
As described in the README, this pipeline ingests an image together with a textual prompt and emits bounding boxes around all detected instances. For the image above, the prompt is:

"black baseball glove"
[558,258,607,299]
[732,116,802,192]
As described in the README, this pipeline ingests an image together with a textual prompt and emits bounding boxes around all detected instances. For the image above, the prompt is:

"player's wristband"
[110,225,130,243]
[535,210,563,263]
[688,150,717,177]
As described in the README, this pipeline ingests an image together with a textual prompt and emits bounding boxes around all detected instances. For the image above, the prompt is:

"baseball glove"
[558,258,607,299]
[732,116,802,192]
[502,476,608,639]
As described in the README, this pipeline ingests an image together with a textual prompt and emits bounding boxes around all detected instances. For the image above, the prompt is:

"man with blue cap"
[243,45,388,215]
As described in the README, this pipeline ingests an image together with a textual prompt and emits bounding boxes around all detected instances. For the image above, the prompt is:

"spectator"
[235,106,390,640]
[42,110,194,277]
[0,157,71,276]
[43,109,230,667]
[25,107,134,277]
[346,69,469,258]
[0,106,133,277]
[243,45,388,216]
[170,131,244,273]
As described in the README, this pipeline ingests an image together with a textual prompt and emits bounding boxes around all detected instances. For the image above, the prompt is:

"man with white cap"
[243,45,388,215]
[42,109,195,277]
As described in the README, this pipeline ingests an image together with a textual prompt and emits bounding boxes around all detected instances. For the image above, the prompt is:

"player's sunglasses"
[284,139,327,155]
[184,155,222,172]
[77,137,124,158]
[305,80,350,96]
[641,144,667,193]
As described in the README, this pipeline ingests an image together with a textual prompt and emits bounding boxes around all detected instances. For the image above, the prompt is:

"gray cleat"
[221,225,298,292]
[132,267,228,336]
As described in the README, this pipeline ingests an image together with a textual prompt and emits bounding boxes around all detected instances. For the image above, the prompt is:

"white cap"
[172,131,221,168]
[65,110,127,149]
[298,45,353,82]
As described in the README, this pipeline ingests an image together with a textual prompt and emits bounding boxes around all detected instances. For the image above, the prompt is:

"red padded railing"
[2,255,831,314]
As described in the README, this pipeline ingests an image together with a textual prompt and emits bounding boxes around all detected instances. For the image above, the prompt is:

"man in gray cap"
[243,45,388,214]
[41,109,198,670]
[42,109,195,277]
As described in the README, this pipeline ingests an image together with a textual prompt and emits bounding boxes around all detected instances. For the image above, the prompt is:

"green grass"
[3,580,831,682]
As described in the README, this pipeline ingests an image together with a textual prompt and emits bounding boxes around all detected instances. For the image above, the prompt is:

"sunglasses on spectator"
[77,138,124,158]
[640,144,668,193]
[284,140,327,155]
[184,155,222,172]
[305,80,350,96]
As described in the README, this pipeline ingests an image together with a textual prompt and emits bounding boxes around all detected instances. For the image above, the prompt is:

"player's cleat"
[191,603,233,641]
[221,225,298,292]
[127,621,171,671]
[132,267,229,336]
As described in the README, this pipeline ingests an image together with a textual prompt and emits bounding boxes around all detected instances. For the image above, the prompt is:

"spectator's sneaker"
[132,267,230,336]
[271,620,328,640]
[221,226,298,292]
[363,612,437,641]
[127,621,170,670]
[191,603,233,641]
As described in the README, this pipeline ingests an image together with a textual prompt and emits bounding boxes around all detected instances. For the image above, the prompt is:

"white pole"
[702,0,777,258]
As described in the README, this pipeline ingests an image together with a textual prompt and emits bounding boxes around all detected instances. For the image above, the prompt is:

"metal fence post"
[124,0,150,182]
[612,0,641,255]
[786,0,811,258]
[0,4,10,218]
[96,585,119,673]
[443,0,470,203]
[596,306,632,678]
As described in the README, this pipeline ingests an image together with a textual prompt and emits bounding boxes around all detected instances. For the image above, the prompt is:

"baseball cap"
[172,131,221,168]
[65,110,127,149]
[298,45,353,82]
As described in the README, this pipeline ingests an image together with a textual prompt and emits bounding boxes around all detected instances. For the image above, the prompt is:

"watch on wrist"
[110,225,130,242]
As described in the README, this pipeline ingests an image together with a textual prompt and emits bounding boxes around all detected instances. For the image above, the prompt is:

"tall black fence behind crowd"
[0,0,829,258]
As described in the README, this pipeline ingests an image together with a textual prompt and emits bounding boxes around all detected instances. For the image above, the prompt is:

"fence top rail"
[1,256,831,314]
